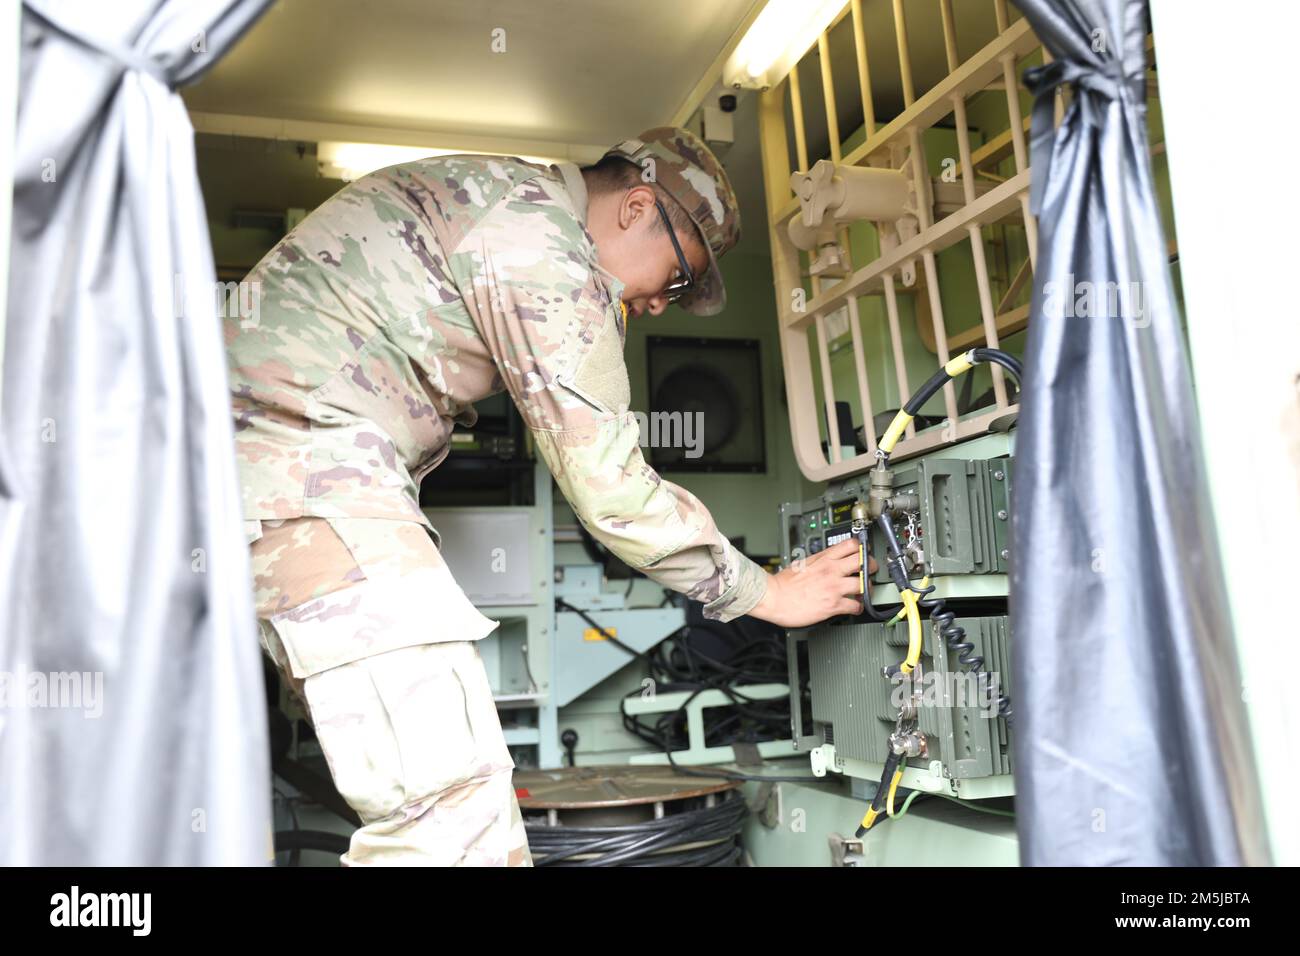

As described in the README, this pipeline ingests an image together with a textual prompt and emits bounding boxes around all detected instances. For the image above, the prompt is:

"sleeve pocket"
[559,301,630,415]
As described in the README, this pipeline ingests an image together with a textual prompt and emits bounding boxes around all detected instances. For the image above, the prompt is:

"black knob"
[561,728,579,767]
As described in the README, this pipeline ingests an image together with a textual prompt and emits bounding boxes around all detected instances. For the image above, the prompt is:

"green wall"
[197,134,342,275]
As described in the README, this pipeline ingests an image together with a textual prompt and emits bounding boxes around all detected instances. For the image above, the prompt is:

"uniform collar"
[558,161,626,307]
[557,161,589,224]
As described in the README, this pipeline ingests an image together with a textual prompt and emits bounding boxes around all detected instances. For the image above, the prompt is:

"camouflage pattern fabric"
[601,126,742,316]
[228,147,768,623]
[249,517,530,867]
[288,636,529,867]
[232,134,764,867]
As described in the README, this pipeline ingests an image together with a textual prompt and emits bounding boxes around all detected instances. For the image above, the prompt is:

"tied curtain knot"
[1023,56,1140,214]
[23,0,174,89]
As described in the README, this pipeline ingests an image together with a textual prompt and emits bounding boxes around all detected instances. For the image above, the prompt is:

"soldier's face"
[593,185,709,318]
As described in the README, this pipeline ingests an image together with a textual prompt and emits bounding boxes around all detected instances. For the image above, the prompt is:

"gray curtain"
[1,0,274,864]
[1009,0,1268,865]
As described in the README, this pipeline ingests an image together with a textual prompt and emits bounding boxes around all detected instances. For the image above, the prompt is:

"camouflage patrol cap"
[603,127,741,316]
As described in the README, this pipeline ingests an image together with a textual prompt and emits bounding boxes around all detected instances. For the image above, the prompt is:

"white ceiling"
[183,0,1024,261]
[184,0,759,148]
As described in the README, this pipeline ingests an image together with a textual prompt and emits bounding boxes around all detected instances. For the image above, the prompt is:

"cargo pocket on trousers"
[304,642,494,822]
[301,658,408,822]
[297,643,512,823]
[364,643,487,802]
[267,567,499,681]
[447,643,514,776]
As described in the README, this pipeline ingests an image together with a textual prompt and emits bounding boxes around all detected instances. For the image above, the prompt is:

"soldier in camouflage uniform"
[228,127,867,866]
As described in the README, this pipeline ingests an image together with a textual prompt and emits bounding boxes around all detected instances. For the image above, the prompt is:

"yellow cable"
[879,410,913,455]
[899,591,923,674]
[859,807,880,832]
[944,350,976,377]
[886,763,906,816]
[887,577,929,629]
[903,578,930,669]
[882,353,981,455]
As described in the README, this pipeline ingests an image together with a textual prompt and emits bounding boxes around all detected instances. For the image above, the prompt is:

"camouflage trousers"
[247,516,533,867]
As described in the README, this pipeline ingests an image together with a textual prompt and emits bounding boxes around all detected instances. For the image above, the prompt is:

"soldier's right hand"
[749,538,875,628]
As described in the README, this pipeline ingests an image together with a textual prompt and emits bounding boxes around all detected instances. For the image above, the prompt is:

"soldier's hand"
[749,538,877,628]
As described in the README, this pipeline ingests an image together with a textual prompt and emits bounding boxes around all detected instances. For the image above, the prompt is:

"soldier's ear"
[618,185,657,232]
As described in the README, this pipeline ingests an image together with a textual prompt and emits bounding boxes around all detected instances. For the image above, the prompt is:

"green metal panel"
[779,452,1013,597]
[740,777,1018,867]
[989,455,1013,571]
[789,615,1014,788]
[779,444,1015,798]
[866,457,1011,583]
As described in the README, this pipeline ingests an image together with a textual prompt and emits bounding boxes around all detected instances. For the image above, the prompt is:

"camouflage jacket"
[226,155,768,622]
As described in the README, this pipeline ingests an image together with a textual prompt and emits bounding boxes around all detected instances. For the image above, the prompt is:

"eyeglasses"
[654,198,696,304]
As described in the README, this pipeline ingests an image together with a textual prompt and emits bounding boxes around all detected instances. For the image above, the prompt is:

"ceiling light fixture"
[722,0,846,92]
[317,141,559,182]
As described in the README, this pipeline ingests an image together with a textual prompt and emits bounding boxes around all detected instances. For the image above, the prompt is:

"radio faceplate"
[780,455,1013,585]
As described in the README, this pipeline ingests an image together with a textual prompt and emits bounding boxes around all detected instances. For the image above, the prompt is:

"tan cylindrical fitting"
[787,215,836,252]
[790,159,909,229]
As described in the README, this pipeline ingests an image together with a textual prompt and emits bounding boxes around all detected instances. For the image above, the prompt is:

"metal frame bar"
[624,684,793,766]
[760,3,1043,482]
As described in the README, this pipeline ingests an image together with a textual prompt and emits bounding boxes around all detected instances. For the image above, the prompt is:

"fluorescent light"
[317,141,559,181]
[723,0,846,91]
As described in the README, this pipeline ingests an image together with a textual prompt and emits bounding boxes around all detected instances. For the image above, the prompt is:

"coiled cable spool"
[517,766,749,867]
[524,793,748,867]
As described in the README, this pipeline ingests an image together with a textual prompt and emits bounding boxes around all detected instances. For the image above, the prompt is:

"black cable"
[900,347,1022,419]
[921,589,1014,724]
[623,635,792,752]
[902,366,957,417]
[624,636,826,784]
[659,742,828,785]
[555,598,647,659]
[876,512,1014,724]
[273,829,350,859]
[558,598,829,785]
[856,749,902,837]
[524,793,748,866]
[970,346,1023,381]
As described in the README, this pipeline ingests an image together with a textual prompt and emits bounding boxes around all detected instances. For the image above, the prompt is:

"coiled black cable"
[556,597,795,751]
[524,793,748,866]
[877,512,1014,724]
[920,591,1014,724]
[557,595,824,784]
